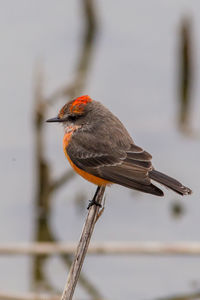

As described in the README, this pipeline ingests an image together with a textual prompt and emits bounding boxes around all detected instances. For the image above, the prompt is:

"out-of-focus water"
[0,1,200,299]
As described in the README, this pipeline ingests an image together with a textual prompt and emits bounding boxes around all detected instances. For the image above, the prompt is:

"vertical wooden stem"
[61,186,105,300]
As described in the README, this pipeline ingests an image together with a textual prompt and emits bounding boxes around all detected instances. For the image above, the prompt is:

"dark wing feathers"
[127,144,152,161]
[125,158,152,169]
[100,167,163,196]
[98,163,150,185]
[67,130,164,196]
[72,153,122,169]
[127,144,144,153]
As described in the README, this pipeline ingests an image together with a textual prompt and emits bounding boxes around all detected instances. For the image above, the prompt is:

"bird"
[46,95,192,208]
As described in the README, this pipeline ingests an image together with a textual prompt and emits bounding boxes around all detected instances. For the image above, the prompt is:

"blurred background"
[1,1,200,299]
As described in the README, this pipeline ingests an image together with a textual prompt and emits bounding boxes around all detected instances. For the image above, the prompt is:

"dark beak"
[46,117,63,123]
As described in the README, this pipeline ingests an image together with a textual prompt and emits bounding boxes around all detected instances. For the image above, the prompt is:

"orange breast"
[63,130,111,186]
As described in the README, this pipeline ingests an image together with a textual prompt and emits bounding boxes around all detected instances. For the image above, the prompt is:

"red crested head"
[71,95,92,106]
[69,95,92,114]
[58,95,92,118]
[47,95,95,128]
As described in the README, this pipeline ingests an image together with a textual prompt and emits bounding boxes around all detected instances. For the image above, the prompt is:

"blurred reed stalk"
[46,0,97,103]
[178,17,193,134]
[32,0,102,298]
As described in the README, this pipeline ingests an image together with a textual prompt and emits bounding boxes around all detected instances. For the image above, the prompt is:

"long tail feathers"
[149,170,192,196]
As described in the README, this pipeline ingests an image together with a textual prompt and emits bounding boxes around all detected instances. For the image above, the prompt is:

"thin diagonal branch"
[61,186,105,300]
[49,170,75,192]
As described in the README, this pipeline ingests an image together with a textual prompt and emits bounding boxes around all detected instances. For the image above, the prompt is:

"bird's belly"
[63,132,110,186]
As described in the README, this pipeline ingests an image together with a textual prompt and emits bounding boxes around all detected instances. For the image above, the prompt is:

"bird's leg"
[87,186,102,209]
[95,195,106,222]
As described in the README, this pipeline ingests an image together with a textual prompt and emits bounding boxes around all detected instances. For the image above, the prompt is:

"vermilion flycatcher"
[47,95,191,208]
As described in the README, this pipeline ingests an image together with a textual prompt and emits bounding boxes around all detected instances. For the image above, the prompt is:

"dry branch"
[1,289,200,300]
[61,186,105,300]
[1,242,200,256]
[49,170,75,192]
[0,291,60,300]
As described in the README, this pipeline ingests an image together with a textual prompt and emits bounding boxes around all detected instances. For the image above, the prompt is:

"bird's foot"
[87,199,102,210]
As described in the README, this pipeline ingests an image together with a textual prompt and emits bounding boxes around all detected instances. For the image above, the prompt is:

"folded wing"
[67,137,164,196]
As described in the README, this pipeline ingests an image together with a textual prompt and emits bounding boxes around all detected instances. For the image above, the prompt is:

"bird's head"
[46,95,93,129]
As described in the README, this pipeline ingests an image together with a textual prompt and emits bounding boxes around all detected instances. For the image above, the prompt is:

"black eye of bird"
[68,115,78,122]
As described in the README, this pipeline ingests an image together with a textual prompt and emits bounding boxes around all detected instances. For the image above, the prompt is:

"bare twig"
[1,289,200,300]
[0,291,60,300]
[2,242,200,256]
[61,186,105,300]
[49,170,75,192]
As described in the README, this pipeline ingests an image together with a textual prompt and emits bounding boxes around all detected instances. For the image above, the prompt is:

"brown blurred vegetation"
[32,0,103,298]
